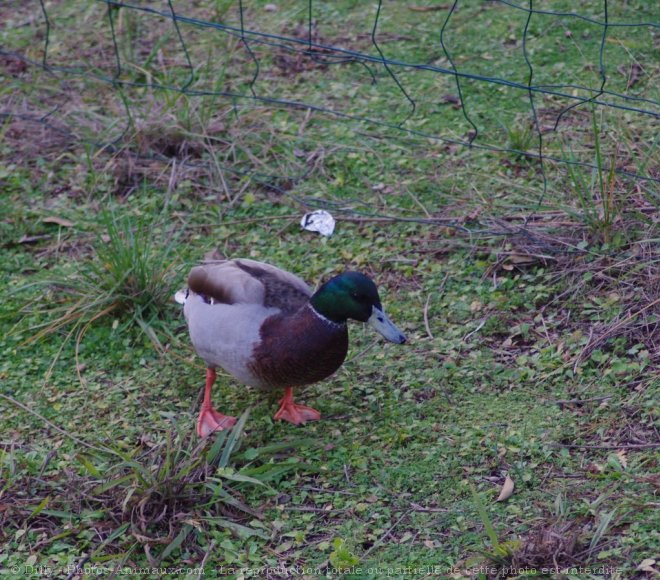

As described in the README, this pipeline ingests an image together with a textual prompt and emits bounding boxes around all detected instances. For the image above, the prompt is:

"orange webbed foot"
[274,387,321,425]
[197,407,237,438]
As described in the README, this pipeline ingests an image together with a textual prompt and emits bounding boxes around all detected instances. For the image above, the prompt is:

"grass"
[563,107,626,246]
[20,213,179,339]
[1,0,658,578]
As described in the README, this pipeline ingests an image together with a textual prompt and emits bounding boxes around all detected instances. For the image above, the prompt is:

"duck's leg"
[197,368,237,437]
[274,387,321,425]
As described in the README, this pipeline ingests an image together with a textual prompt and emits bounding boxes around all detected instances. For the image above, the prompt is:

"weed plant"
[21,214,180,351]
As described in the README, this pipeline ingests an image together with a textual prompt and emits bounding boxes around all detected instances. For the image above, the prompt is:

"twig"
[345,338,378,364]
[199,540,215,572]
[423,293,434,340]
[0,393,122,458]
[574,297,660,370]
[534,467,552,491]
[539,312,552,343]
[37,449,58,479]
[188,214,298,226]
[410,502,448,513]
[65,554,91,580]
[363,512,407,558]
[550,395,613,406]
[550,442,660,450]
[463,318,486,342]
[343,463,351,483]
[301,486,358,496]
[338,216,458,225]
[285,506,347,513]
[438,272,450,295]
[574,326,594,374]
[497,250,559,261]
[422,273,449,341]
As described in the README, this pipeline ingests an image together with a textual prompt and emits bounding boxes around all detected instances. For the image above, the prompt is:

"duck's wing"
[186,258,312,315]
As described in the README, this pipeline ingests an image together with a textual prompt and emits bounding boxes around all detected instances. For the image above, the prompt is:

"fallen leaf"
[18,234,52,244]
[371,182,394,194]
[496,475,515,502]
[615,449,628,469]
[637,559,656,572]
[619,62,644,89]
[275,540,292,553]
[508,253,536,264]
[43,216,75,227]
[206,120,226,134]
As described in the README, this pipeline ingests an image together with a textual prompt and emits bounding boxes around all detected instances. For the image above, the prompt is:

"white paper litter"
[174,289,188,305]
[300,210,335,237]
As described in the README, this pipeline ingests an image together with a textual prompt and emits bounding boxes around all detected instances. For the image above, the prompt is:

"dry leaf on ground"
[496,475,515,502]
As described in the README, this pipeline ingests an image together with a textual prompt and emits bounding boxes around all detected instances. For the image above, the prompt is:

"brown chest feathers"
[249,305,349,389]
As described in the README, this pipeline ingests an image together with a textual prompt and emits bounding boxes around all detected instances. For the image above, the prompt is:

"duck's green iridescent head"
[310,272,406,344]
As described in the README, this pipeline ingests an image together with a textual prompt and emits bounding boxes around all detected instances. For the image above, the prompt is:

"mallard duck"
[177,257,406,437]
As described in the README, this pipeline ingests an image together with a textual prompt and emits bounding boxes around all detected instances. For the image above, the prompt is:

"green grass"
[1,1,658,578]
[16,213,181,355]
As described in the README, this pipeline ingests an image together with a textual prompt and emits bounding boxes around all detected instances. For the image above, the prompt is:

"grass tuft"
[0,406,272,567]
[563,108,625,245]
[502,116,536,159]
[90,214,179,318]
[20,213,180,351]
